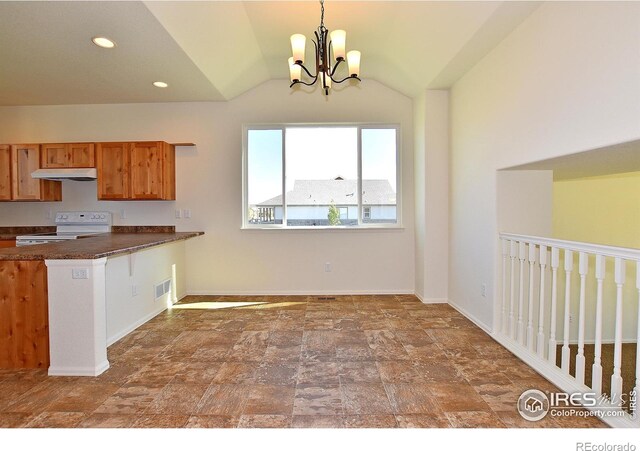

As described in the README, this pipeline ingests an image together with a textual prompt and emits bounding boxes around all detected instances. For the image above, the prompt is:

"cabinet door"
[96,142,130,199]
[130,142,164,199]
[0,145,11,200]
[11,144,41,200]
[69,143,95,167]
[41,144,70,168]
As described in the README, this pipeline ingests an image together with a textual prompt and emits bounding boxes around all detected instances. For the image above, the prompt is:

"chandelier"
[288,0,361,95]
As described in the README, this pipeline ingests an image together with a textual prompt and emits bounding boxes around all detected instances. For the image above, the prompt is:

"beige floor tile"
[185,415,239,428]
[0,294,606,429]
[293,385,343,415]
[243,385,295,415]
[292,415,344,428]
[145,382,208,415]
[342,383,394,415]
[196,384,248,416]
[77,413,138,428]
[238,414,292,428]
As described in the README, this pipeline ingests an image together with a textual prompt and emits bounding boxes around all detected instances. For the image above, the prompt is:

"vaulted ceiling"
[0,1,541,106]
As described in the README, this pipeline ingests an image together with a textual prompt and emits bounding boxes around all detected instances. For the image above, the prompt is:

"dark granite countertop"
[0,226,56,240]
[0,232,204,261]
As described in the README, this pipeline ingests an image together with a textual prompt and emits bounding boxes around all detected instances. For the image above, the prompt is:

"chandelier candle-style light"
[288,0,361,95]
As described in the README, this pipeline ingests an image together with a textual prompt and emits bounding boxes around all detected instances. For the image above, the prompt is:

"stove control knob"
[100,214,106,219]
[61,215,68,220]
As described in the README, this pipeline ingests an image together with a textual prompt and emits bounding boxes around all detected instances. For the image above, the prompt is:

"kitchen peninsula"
[0,230,203,376]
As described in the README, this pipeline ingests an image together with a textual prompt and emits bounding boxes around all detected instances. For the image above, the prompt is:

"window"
[243,125,399,228]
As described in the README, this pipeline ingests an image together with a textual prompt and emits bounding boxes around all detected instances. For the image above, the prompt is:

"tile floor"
[0,295,605,428]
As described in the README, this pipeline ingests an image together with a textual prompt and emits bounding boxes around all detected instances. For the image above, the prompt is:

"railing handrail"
[500,232,640,261]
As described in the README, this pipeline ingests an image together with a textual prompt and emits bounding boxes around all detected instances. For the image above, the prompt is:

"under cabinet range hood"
[31,168,97,181]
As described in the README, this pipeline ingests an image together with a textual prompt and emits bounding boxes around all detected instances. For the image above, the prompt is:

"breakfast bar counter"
[0,231,204,260]
[0,230,204,376]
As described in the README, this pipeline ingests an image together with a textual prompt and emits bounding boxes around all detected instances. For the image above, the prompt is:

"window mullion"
[281,127,287,228]
[357,126,363,226]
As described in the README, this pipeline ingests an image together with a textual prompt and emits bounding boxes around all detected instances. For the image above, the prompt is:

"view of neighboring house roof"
[257,179,396,207]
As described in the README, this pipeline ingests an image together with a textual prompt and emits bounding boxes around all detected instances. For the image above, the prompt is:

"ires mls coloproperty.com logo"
[517,389,637,421]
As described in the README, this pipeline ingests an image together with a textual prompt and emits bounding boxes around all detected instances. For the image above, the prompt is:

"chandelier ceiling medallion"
[288,0,361,95]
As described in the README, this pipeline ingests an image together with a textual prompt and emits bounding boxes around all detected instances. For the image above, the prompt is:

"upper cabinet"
[97,141,175,201]
[0,144,62,202]
[42,143,95,168]
[0,145,11,200]
[0,140,181,202]
[96,142,130,200]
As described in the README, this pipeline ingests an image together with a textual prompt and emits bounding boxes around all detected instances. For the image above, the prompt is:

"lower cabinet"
[0,261,49,369]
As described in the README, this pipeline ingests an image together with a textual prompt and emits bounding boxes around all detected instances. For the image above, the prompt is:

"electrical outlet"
[71,268,88,279]
[183,209,191,219]
[175,209,181,219]
[324,262,332,272]
[481,283,487,298]
[131,285,139,297]
[120,209,127,219]
[569,314,574,324]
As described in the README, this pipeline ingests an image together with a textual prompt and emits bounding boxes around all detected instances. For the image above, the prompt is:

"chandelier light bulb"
[288,57,301,82]
[347,50,361,77]
[330,30,346,61]
[290,34,306,64]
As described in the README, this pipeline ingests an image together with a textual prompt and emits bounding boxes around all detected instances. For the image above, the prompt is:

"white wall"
[105,241,186,344]
[414,90,450,303]
[0,79,415,295]
[450,2,640,330]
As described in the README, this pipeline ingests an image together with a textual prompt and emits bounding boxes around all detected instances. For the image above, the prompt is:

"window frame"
[242,123,401,230]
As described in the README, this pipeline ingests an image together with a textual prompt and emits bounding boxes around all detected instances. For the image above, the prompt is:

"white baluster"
[517,241,526,344]
[527,243,536,351]
[537,245,547,358]
[561,250,573,372]
[611,257,625,406]
[575,252,588,385]
[591,254,605,395]
[501,239,509,334]
[548,247,559,365]
[633,263,640,421]
[509,241,517,339]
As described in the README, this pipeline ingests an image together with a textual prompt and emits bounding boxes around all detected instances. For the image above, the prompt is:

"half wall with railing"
[497,233,639,428]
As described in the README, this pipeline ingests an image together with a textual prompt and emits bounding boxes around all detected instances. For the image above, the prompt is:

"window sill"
[241,225,405,231]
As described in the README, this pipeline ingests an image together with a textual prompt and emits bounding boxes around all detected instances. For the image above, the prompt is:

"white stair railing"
[498,233,640,428]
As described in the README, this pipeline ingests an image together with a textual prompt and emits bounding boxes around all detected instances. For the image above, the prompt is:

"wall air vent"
[155,279,172,300]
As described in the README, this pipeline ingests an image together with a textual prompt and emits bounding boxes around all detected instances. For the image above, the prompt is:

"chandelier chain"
[320,0,325,32]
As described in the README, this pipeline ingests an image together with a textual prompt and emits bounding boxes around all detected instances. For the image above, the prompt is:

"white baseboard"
[448,299,492,334]
[185,289,415,296]
[414,292,448,304]
[48,360,110,377]
[106,292,187,346]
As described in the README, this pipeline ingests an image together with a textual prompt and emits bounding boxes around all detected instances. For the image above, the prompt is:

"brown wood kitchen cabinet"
[0,144,61,202]
[96,141,175,200]
[41,143,95,168]
[0,145,11,200]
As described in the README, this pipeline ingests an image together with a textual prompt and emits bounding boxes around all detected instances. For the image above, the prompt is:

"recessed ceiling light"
[153,81,169,88]
[91,36,116,49]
